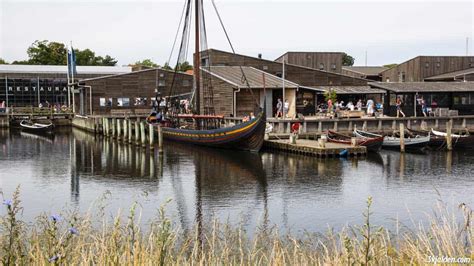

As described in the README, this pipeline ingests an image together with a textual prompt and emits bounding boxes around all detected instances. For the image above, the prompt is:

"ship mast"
[194,0,200,115]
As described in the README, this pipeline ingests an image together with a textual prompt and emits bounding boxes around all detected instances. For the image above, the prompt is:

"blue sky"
[0,0,473,66]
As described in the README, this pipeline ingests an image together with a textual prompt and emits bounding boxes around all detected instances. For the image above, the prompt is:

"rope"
[166,0,188,65]
[211,0,259,108]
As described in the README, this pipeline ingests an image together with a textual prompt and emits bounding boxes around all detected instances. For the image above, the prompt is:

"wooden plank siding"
[275,52,344,73]
[81,69,193,115]
[382,56,474,82]
[202,49,368,87]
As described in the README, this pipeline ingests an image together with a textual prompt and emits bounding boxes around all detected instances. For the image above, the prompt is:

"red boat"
[327,130,383,152]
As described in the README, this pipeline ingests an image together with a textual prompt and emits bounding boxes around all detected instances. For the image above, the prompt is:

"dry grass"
[1,188,472,265]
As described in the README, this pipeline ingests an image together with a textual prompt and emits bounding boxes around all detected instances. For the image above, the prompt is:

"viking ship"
[148,0,266,152]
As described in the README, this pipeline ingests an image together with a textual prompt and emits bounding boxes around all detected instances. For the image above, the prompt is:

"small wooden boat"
[352,129,384,152]
[430,129,474,148]
[20,120,53,132]
[327,130,383,152]
[408,128,474,148]
[381,132,430,150]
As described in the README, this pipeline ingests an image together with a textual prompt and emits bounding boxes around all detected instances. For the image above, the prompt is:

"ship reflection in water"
[0,128,473,232]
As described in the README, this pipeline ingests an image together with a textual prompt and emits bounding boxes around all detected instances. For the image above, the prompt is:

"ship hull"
[161,112,266,152]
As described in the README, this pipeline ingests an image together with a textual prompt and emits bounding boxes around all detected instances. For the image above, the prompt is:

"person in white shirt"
[283,100,289,117]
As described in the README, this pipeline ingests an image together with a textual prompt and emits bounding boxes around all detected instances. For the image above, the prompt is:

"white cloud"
[0,0,472,66]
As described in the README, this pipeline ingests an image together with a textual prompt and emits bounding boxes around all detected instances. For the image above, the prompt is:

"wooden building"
[381,56,474,82]
[341,66,388,81]
[369,81,474,116]
[424,68,474,82]
[201,66,300,117]
[79,68,193,115]
[0,64,130,109]
[275,52,344,73]
[201,49,380,115]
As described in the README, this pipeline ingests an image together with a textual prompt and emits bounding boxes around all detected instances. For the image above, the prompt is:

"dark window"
[331,64,336,70]
[319,63,324,70]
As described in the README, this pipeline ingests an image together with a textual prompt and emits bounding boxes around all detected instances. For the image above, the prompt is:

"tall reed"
[0,187,472,265]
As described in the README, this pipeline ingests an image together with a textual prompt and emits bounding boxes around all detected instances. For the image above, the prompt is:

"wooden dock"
[263,139,366,158]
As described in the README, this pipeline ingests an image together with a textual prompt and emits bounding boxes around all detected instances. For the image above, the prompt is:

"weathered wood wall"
[82,69,193,115]
[203,49,368,87]
[382,56,474,82]
[275,52,343,73]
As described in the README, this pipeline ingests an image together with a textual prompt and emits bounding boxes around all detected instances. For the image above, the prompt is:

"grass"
[1,187,472,265]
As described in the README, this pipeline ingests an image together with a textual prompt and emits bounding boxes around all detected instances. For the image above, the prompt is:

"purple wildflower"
[69,227,79,235]
[48,254,59,262]
[50,214,61,222]
[2,199,12,207]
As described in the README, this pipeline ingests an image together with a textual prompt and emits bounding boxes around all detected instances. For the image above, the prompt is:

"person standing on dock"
[284,99,289,118]
[327,98,333,115]
[396,97,405,118]
[366,98,374,116]
[356,99,362,111]
[276,98,283,118]
[421,97,428,117]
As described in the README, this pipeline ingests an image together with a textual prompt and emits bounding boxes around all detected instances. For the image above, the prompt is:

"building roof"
[79,67,192,83]
[314,85,385,94]
[0,64,132,75]
[202,66,299,89]
[342,66,388,76]
[368,81,474,93]
[424,68,474,81]
[275,51,344,61]
[204,49,369,82]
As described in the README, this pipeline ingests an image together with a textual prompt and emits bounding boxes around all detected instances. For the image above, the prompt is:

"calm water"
[0,128,473,233]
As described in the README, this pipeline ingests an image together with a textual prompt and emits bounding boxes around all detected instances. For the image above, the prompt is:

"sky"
[0,0,473,66]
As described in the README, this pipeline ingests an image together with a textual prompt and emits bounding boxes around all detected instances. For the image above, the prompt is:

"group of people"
[324,98,380,116]
[275,98,290,118]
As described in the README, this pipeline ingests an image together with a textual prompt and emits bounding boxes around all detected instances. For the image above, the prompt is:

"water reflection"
[1,128,473,233]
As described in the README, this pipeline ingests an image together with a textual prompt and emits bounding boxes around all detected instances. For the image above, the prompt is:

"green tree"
[27,40,67,65]
[14,40,117,66]
[162,62,173,70]
[323,90,337,103]
[342,53,355,66]
[383,63,397,69]
[0,58,8,64]
[175,61,193,72]
[133,59,159,68]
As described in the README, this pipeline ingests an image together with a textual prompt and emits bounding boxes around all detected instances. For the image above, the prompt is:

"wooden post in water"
[111,118,116,138]
[103,118,108,136]
[140,121,146,147]
[128,119,133,144]
[123,119,128,141]
[117,119,122,140]
[446,120,452,151]
[149,123,154,149]
[400,123,405,153]
[158,125,163,153]
[135,120,140,145]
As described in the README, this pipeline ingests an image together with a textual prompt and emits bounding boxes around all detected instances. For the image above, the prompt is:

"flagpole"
[70,41,76,113]
[67,42,71,109]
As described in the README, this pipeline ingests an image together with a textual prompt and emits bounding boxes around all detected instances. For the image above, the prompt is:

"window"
[331,64,336,70]
[319,63,324,70]
[275,72,282,78]
[134,97,147,106]
[182,79,190,86]
[99,97,112,107]
[117,98,130,107]
[386,78,390,82]
[262,65,268,70]
[158,80,166,87]
[425,62,430,68]
[159,73,165,78]
[436,62,441,68]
